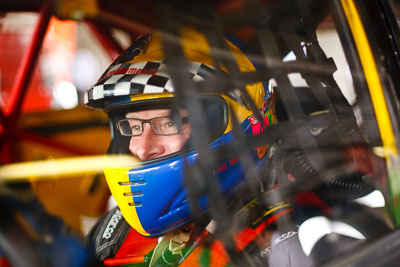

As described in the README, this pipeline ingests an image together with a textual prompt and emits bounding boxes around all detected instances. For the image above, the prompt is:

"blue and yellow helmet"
[85,28,275,236]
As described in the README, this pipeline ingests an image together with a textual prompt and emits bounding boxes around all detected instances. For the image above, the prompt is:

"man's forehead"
[125,108,188,118]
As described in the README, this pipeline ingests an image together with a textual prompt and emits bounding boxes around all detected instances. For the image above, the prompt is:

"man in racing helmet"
[85,28,316,266]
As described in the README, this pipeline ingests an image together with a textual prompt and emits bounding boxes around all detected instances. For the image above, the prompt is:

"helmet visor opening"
[106,95,228,161]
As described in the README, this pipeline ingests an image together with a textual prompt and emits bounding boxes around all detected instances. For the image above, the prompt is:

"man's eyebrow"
[125,114,139,119]
[124,113,170,119]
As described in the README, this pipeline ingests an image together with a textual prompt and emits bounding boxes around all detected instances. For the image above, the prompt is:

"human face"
[126,109,191,161]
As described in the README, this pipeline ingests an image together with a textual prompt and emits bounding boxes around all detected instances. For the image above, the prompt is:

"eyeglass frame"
[116,116,190,136]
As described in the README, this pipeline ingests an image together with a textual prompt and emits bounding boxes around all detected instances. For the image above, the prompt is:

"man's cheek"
[168,137,185,153]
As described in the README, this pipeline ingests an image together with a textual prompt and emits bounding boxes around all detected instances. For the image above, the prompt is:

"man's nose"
[130,124,166,161]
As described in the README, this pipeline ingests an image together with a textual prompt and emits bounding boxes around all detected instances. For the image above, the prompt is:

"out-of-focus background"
[0,6,115,234]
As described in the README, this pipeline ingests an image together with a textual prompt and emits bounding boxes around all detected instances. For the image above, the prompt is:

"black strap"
[86,207,131,261]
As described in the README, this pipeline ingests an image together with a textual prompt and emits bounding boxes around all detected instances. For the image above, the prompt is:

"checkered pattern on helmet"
[84,61,215,105]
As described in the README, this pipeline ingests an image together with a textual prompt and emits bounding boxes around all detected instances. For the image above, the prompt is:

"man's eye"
[166,121,175,127]
[132,125,141,130]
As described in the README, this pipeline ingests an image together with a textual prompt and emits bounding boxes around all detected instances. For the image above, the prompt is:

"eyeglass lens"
[118,117,181,136]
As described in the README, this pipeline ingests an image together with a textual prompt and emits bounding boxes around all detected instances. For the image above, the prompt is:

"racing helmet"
[85,28,276,236]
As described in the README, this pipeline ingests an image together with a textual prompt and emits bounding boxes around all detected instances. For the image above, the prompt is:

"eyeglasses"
[116,116,189,136]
